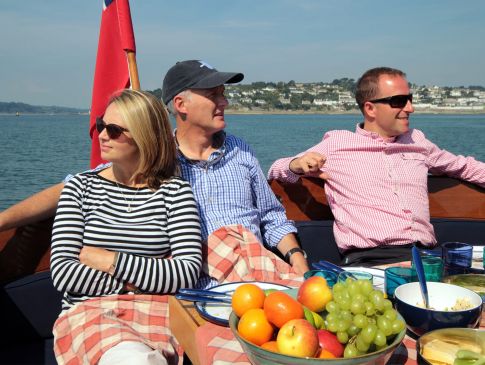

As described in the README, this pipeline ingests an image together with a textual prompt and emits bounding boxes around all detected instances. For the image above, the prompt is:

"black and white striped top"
[51,171,202,310]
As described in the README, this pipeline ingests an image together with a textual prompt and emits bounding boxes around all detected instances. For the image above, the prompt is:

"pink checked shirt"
[268,124,485,251]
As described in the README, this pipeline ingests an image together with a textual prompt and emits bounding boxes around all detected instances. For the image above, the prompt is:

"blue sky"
[1,0,484,108]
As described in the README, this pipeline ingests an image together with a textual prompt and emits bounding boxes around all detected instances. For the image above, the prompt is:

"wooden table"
[168,296,206,365]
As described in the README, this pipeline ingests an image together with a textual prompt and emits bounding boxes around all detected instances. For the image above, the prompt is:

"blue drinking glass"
[303,269,338,287]
[442,242,473,276]
[384,266,417,299]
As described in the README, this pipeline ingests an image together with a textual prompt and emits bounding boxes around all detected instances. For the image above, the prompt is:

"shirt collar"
[356,123,397,143]
[174,129,227,166]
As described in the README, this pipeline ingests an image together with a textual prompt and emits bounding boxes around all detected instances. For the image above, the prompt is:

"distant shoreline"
[226,108,485,116]
[1,110,484,116]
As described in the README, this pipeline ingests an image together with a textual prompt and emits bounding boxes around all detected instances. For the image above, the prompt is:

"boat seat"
[294,218,485,266]
[0,271,61,364]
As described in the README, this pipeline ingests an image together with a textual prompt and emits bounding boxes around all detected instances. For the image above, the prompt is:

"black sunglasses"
[368,94,413,109]
[95,117,129,139]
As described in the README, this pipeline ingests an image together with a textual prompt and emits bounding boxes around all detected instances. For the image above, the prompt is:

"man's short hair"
[355,67,407,112]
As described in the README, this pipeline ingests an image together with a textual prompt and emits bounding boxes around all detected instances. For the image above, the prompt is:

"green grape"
[374,329,387,346]
[377,316,392,336]
[344,343,359,358]
[360,279,373,295]
[326,312,339,323]
[361,323,377,343]
[337,318,351,332]
[333,292,344,303]
[350,299,366,315]
[371,294,385,312]
[370,290,384,302]
[367,316,377,325]
[347,281,360,296]
[347,324,360,336]
[339,298,351,311]
[353,313,368,328]
[353,293,366,302]
[364,301,376,316]
[383,309,397,321]
[332,282,345,293]
[356,334,370,352]
[383,299,393,311]
[326,300,339,313]
[340,310,353,322]
[337,331,349,344]
[328,321,339,333]
[391,319,405,334]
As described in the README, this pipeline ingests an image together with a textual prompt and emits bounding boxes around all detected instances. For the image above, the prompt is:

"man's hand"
[289,252,310,275]
[277,234,310,275]
[79,246,116,273]
[289,152,328,179]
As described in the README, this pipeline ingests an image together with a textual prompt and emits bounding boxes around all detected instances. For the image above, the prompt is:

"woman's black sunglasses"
[368,94,413,109]
[95,117,129,139]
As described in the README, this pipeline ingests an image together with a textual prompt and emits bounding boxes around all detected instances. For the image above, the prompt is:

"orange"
[237,308,274,346]
[231,283,266,317]
[260,340,279,353]
[263,291,304,328]
[317,348,337,359]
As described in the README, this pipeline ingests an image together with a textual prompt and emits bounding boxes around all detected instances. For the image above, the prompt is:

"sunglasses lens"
[96,118,105,133]
[390,94,412,108]
[96,117,125,139]
[105,125,123,139]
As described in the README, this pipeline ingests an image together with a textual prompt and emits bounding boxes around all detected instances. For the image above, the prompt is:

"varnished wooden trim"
[270,176,485,221]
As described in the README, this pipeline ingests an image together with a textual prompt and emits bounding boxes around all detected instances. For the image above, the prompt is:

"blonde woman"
[50,90,202,365]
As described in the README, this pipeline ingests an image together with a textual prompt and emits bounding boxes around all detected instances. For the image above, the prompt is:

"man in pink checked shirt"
[268,67,485,266]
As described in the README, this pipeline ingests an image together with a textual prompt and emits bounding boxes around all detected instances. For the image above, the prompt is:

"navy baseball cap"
[162,60,244,104]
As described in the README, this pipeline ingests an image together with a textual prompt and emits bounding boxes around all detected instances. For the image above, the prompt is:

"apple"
[276,319,319,358]
[297,276,333,312]
[317,329,344,358]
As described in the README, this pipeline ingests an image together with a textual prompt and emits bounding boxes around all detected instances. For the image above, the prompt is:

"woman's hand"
[79,246,116,273]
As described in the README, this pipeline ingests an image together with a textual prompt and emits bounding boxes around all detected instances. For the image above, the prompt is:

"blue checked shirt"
[177,132,296,246]
[177,132,297,289]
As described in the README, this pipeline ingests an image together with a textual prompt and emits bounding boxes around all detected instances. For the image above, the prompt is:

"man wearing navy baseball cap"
[161,60,243,105]
[163,60,309,288]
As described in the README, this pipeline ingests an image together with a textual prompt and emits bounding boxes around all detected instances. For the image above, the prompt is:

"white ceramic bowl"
[394,282,483,336]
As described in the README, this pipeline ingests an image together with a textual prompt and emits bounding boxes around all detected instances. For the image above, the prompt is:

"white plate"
[343,267,385,290]
[195,281,291,326]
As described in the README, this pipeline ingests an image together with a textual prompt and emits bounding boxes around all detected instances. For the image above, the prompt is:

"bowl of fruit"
[228,276,406,364]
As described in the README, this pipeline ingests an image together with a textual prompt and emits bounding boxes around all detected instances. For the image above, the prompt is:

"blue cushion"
[295,220,341,265]
[1,271,62,341]
[431,218,485,246]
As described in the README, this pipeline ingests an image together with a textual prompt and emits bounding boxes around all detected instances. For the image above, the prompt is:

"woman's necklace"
[115,182,141,212]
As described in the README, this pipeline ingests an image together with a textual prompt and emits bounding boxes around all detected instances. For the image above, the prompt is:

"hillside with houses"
[217,79,485,113]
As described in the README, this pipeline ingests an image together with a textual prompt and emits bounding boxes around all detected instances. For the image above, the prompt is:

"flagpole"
[127,51,140,90]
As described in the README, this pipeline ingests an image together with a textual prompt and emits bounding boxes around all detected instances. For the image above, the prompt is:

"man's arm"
[268,136,329,182]
[276,233,309,275]
[0,182,64,231]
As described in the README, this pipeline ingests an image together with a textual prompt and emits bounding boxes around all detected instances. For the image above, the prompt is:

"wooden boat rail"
[1,175,485,284]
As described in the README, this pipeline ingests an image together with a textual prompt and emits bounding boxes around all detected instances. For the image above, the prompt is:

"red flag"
[89,0,136,168]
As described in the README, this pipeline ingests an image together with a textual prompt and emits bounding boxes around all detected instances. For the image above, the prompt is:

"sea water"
[0,113,484,210]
